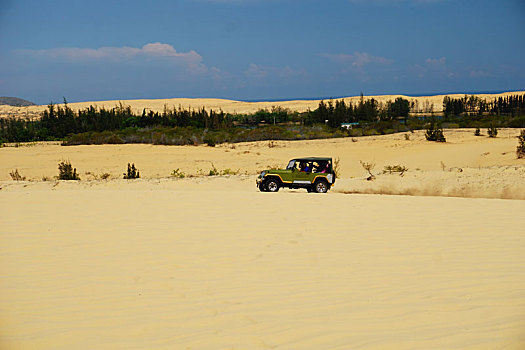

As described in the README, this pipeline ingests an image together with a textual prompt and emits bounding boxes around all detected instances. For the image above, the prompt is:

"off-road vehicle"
[257,157,336,193]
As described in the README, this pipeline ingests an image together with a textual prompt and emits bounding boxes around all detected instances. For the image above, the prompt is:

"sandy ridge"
[2,91,525,119]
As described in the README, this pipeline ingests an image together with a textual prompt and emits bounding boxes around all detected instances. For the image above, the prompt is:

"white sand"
[1,130,525,349]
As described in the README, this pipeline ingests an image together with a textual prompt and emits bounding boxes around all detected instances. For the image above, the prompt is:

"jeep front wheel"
[314,179,328,193]
[265,178,280,192]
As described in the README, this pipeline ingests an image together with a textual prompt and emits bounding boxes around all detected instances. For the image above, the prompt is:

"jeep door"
[293,162,312,184]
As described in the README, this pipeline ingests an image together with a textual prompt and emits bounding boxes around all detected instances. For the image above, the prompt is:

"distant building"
[340,122,360,129]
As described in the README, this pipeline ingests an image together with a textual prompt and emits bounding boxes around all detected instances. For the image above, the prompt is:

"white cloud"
[18,42,205,73]
[412,56,457,79]
[319,51,392,74]
[425,57,446,66]
[470,70,490,78]
[320,52,392,68]
[245,63,306,80]
[319,52,392,82]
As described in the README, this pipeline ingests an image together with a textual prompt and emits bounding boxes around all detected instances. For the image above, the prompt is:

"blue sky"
[0,0,524,104]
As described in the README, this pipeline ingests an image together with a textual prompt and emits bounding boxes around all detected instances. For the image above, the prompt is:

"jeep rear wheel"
[265,178,280,192]
[314,179,328,193]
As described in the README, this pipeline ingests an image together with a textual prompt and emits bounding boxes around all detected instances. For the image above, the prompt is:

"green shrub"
[425,121,446,142]
[9,169,26,181]
[208,163,219,176]
[123,163,140,179]
[106,134,124,144]
[349,128,363,137]
[203,135,216,147]
[488,125,498,138]
[517,130,525,159]
[363,129,379,136]
[508,116,525,128]
[383,165,408,176]
[171,168,186,178]
[220,168,239,175]
[58,160,80,180]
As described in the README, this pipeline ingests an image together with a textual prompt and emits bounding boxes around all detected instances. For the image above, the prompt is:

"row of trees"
[0,96,413,143]
[443,94,525,117]
[306,96,410,127]
[1,94,524,144]
[0,100,236,142]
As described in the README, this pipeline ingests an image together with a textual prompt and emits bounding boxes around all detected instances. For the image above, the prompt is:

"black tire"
[314,179,329,193]
[265,178,280,192]
[258,183,268,192]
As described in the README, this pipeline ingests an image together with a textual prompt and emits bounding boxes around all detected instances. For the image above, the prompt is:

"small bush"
[333,157,341,178]
[100,173,111,180]
[363,129,379,136]
[360,160,376,180]
[171,168,186,178]
[474,128,481,136]
[404,133,410,141]
[517,130,525,159]
[208,163,219,176]
[197,164,240,176]
[106,134,124,144]
[9,169,26,181]
[488,125,498,138]
[425,121,446,142]
[349,128,363,137]
[203,135,216,147]
[220,168,239,175]
[123,163,140,179]
[58,160,80,180]
[383,165,408,176]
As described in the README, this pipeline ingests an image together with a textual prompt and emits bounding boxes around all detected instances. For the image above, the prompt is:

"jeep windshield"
[286,160,296,170]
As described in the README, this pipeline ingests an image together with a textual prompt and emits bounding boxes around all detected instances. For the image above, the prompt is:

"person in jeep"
[257,157,336,193]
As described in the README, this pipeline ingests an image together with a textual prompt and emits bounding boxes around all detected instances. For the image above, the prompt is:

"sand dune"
[1,129,524,198]
[1,129,525,349]
[1,180,525,349]
[2,91,525,119]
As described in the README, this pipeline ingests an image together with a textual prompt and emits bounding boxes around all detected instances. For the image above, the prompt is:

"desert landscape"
[3,0,525,347]
[1,126,525,349]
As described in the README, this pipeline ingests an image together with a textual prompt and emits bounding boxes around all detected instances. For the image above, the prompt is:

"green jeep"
[257,157,336,193]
